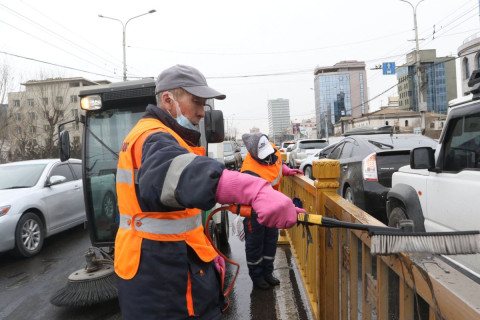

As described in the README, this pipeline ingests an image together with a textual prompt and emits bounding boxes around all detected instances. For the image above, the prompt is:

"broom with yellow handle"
[227,205,480,255]
[296,212,480,255]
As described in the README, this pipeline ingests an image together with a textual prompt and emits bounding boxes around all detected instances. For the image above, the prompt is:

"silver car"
[289,139,329,168]
[0,159,86,257]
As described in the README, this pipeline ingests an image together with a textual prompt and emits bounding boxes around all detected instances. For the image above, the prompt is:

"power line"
[0,2,145,78]
[128,30,411,56]
[0,50,123,79]
[0,18,116,75]
[17,0,125,70]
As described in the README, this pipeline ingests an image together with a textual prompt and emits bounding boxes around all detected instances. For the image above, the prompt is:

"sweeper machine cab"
[53,79,230,307]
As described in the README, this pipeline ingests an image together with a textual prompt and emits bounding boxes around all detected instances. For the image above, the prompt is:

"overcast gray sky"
[1,0,479,137]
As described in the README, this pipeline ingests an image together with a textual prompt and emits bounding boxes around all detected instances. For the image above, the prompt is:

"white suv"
[387,99,480,233]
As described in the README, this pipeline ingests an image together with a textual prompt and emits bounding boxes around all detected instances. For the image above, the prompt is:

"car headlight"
[224,155,235,161]
[0,205,11,217]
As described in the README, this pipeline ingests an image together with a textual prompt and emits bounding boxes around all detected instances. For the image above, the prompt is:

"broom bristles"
[370,232,480,255]
[50,272,118,307]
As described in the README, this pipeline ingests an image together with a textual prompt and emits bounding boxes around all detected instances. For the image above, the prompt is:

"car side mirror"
[204,110,224,143]
[410,147,435,170]
[59,130,71,162]
[47,175,67,186]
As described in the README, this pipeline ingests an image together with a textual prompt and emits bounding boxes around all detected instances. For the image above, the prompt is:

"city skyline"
[1,0,478,135]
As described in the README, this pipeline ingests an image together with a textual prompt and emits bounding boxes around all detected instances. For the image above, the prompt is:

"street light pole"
[400,0,425,133]
[99,9,156,81]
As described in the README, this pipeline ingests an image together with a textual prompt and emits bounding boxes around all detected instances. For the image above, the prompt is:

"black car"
[326,128,437,223]
[223,141,243,171]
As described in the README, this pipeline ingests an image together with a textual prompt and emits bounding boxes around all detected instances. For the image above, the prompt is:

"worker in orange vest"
[240,133,303,289]
[115,64,305,319]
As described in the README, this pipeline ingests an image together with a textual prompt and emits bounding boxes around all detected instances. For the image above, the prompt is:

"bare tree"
[8,71,83,161]
[0,61,14,162]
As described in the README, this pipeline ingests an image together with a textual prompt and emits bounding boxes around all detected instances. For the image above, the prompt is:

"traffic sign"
[382,62,395,75]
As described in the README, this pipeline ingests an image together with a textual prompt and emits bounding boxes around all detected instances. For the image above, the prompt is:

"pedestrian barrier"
[280,159,480,320]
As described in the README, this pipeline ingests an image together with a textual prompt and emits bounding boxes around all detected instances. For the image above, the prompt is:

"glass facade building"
[313,61,368,138]
[315,74,352,138]
[268,98,290,145]
[396,50,456,115]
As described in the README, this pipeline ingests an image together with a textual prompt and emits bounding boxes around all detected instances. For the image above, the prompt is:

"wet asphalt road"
[0,213,313,320]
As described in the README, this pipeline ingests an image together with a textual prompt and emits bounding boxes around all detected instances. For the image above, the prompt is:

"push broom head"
[296,213,480,256]
[369,230,480,256]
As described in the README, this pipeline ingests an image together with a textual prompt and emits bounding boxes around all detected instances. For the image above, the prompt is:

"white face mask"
[168,93,200,132]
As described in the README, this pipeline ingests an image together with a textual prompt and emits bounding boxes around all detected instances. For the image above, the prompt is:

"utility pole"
[400,0,425,133]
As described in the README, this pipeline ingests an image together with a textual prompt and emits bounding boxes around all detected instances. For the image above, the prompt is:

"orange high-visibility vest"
[115,118,217,280]
[241,142,283,191]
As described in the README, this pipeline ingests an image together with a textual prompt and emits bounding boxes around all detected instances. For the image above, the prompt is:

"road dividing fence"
[280,159,480,320]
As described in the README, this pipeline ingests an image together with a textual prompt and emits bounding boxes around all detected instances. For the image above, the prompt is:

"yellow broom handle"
[297,213,324,225]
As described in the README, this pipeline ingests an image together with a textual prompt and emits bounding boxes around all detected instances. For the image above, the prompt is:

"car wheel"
[344,186,354,204]
[304,165,313,179]
[13,212,45,258]
[102,191,116,220]
[388,207,408,229]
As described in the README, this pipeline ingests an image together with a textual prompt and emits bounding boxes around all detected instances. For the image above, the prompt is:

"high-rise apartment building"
[313,61,369,138]
[396,49,457,114]
[267,98,290,144]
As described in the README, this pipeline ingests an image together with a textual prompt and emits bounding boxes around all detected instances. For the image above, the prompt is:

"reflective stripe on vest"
[114,117,216,280]
[161,153,197,208]
[119,213,202,234]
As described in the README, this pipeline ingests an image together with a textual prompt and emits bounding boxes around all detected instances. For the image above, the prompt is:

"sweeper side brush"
[50,247,118,307]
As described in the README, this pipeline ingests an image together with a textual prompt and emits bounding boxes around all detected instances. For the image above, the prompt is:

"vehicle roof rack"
[343,125,393,136]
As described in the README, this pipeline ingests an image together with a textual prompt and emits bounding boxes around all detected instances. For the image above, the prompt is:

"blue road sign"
[383,62,395,75]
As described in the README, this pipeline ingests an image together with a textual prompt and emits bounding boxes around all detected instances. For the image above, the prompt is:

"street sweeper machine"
[51,78,229,307]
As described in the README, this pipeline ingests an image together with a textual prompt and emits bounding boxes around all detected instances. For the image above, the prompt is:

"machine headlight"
[81,95,102,110]
[0,205,11,217]
[225,155,234,161]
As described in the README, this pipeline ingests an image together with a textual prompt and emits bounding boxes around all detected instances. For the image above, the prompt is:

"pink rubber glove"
[282,164,303,176]
[216,170,306,229]
[254,186,306,228]
[214,255,225,274]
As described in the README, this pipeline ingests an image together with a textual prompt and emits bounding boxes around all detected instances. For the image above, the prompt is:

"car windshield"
[282,142,293,148]
[223,143,234,152]
[240,146,247,155]
[0,163,46,189]
[299,141,328,149]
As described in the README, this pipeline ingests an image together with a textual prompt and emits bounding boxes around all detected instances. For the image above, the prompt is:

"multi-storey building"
[7,77,108,160]
[313,60,369,138]
[396,49,457,114]
[267,98,290,145]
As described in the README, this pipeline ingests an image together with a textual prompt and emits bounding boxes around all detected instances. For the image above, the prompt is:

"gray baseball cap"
[155,64,226,100]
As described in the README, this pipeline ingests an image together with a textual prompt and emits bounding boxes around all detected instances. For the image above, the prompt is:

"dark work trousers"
[117,240,224,320]
[243,216,279,283]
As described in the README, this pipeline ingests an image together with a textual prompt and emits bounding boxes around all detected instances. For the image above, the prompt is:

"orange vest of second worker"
[241,142,283,191]
[114,118,217,280]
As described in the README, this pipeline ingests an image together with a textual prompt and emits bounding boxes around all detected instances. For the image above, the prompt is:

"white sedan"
[299,139,343,179]
[0,159,86,257]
